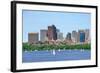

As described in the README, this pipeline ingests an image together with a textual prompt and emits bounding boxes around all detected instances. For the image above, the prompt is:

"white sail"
[58,49,61,52]
[52,50,56,55]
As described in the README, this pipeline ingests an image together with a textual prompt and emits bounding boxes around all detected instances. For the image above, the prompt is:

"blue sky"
[22,10,91,42]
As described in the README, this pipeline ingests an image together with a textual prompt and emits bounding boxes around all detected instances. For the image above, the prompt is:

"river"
[22,49,91,63]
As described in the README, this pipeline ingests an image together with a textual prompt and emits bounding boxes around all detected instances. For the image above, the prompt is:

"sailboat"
[52,50,56,55]
[58,49,61,52]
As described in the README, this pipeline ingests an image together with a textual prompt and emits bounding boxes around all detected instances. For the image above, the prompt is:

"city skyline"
[27,26,90,44]
[23,10,91,42]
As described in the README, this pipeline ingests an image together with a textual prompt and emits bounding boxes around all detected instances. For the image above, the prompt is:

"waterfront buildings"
[65,29,90,44]
[40,29,47,42]
[27,24,90,44]
[28,32,39,44]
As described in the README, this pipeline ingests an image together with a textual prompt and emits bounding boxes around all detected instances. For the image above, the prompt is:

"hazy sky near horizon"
[22,10,91,42]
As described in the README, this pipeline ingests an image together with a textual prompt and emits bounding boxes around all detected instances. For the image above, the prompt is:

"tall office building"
[52,25,57,40]
[71,31,78,43]
[28,32,39,44]
[56,29,60,37]
[57,32,63,40]
[66,32,71,40]
[47,25,57,40]
[57,29,63,40]
[47,26,53,40]
[78,30,85,42]
[40,29,47,42]
[57,29,60,39]
[85,29,90,42]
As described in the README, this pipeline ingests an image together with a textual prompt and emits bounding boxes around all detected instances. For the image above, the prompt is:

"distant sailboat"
[58,49,61,52]
[80,49,84,52]
[52,50,56,55]
[35,50,37,51]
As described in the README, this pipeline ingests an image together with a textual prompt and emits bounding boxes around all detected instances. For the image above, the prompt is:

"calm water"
[22,49,91,63]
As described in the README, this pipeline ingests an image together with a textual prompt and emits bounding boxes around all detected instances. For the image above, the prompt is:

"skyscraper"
[52,25,57,40]
[47,25,57,40]
[85,29,90,43]
[28,32,39,44]
[47,26,53,40]
[78,30,85,42]
[71,31,78,43]
[66,32,71,40]
[57,29,63,40]
[57,32,63,40]
[40,29,47,42]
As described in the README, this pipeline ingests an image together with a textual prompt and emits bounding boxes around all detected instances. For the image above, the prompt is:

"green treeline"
[23,43,91,51]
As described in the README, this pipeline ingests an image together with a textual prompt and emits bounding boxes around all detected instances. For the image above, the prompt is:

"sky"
[22,10,91,42]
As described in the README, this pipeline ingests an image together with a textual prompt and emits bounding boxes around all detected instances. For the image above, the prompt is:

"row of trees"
[23,43,91,51]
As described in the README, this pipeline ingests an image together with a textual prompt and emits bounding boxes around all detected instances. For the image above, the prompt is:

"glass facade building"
[80,32,85,42]
[66,33,71,40]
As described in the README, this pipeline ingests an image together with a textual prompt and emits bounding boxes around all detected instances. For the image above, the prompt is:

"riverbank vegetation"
[23,43,91,51]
